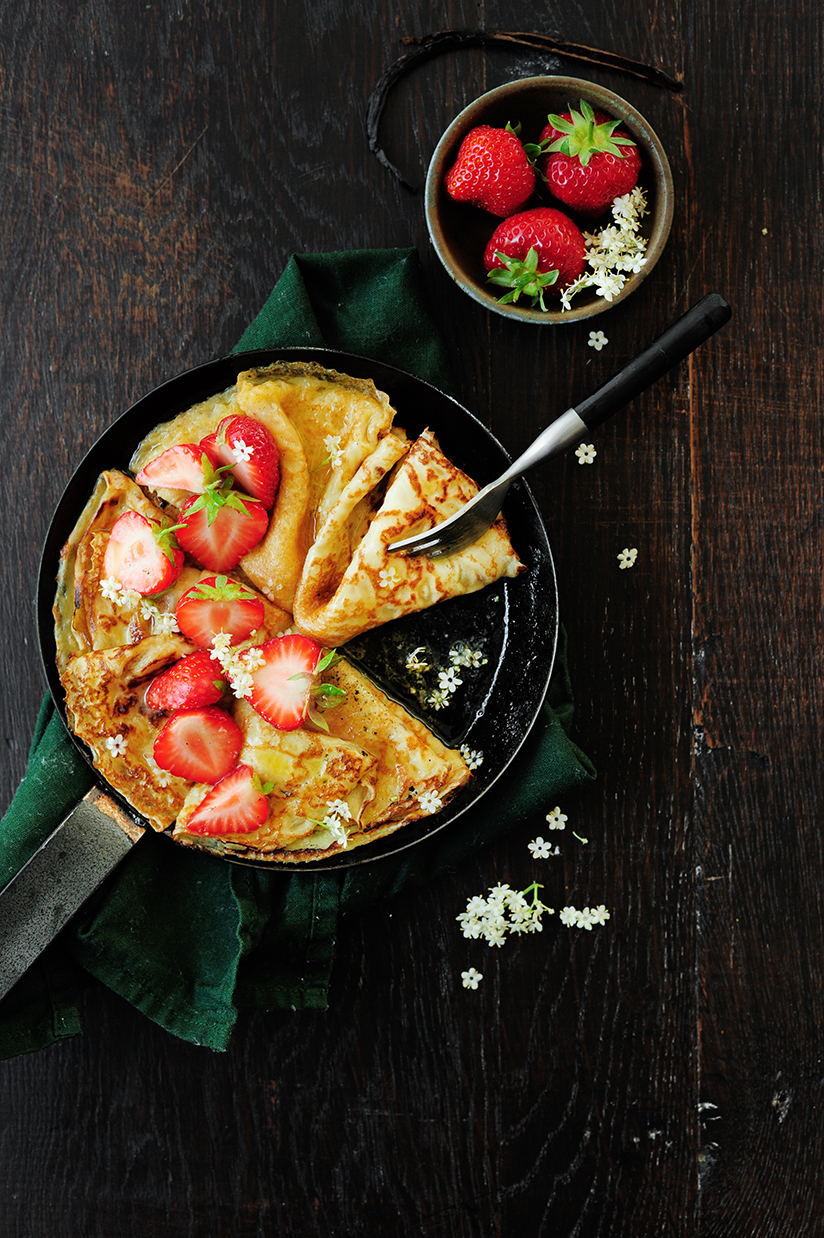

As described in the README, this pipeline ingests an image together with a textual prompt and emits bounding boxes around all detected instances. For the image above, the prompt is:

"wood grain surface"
[0,1,819,1234]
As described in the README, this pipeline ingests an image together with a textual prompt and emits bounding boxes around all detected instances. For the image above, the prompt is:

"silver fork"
[388,293,731,558]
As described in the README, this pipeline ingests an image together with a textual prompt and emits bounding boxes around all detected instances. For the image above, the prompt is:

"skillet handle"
[0,786,144,1002]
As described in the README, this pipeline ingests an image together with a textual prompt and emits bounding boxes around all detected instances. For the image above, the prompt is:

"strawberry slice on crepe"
[175,575,265,647]
[103,510,184,596]
[145,651,227,711]
[153,705,243,783]
[200,414,280,508]
[135,442,220,493]
[183,764,272,835]
[244,634,341,731]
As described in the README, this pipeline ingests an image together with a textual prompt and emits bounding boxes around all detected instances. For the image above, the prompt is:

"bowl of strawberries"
[425,76,674,324]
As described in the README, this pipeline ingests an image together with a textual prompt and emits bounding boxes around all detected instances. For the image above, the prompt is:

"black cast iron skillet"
[0,348,557,999]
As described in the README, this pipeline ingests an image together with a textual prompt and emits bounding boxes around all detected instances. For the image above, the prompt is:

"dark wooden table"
[0,2,818,1234]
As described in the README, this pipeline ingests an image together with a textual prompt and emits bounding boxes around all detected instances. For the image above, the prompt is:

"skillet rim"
[36,347,558,871]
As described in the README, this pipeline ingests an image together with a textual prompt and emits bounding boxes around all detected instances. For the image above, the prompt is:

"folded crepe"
[292,428,525,646]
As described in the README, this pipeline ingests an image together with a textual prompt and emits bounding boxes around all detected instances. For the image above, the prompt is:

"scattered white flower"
[588,330,608,351]
[140,599,179,635]
[105,734,127,758]
[575,443,597,465]
[461,967,483,990]
[326,798,352,822]
[425,688,450,711]
[560,187,649,311]
[231,438,254,463]
[405,646,430,673]
[417,788,443,814]
[146,754,173,788]
[378,566,400,588]
[618,547,638,570]
[459,744,484,771]
[559,904,611,929]
[457,881,553,947]
[437,666,462,694]
[545,806,568,830]
[528,836,553,859]
[449,644,488,669]
[325,817,350,848]
[100,577,139,606]
[323,434,342,466]
[210,635,264,699]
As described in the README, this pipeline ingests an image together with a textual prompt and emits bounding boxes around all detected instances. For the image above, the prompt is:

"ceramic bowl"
[425,76,674,325]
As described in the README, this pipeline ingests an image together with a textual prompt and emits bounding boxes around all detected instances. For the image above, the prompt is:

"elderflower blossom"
[527,836,554,859]
[575,443,597,465]
[588,329,609,351]
[426,688,450,711]
[140,599,179,635]
[209,634,264,699]
[545,806,568,830]
[323,434,342,466]
[461,967,483,990]
[100,577,139,606]
[231,438,254,463]
[449,644,487,669]
[405,646,430,673]
[322,798,353,848]
[618,547,638,570]
[457,882,553,947]
[146,754,172,788]
[105,734,127,758]
[437,666,462,694]
[560,904,611,930]
[459,744,484,771]
[418,788,443,814]
[560,187,649,311]
[378,566,400,588]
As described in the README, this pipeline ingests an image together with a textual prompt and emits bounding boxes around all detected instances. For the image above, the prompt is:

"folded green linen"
[0,248,595,1059]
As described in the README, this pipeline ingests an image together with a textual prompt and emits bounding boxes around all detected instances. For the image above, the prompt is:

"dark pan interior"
[37,348,558,871]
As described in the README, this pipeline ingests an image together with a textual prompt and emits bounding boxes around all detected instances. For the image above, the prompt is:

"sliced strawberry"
[176,488,268,573]
[145,651,226,712]
[153,705,243,783]
[200,415,280,508]
[246,634,324,731]
[135,443,220,493]
[184,764,271,836]
[175,575,265,647]
[103,510,184,596]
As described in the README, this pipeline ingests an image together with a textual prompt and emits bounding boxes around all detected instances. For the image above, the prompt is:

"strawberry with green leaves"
[103,510,184,595]
[135,442,220,493]
[445,123,536,217]
[173,457,269,573]
[484,207,586,310]
[175,575,265,647]
[184,764,273,836]
[244,635,343,731]
[200,415,281,509]
[145,651,227,712]
[536,99,641,217]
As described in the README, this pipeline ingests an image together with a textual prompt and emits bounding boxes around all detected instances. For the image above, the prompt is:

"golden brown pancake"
[53,361,524,861]
[292,428,525,646]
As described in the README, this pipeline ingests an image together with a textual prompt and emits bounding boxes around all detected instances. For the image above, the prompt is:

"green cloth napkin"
[0,248,595,1060]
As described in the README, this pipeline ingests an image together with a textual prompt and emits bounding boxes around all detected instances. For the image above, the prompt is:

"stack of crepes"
[54,360,525,862]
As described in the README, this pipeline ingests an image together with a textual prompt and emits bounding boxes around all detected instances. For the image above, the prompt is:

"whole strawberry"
[483,207,586,310]
[445,123,535,217]
[536,99,641,217]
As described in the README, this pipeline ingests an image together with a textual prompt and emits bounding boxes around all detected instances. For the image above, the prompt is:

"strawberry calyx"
[177,456,263,527]
[486,247,560,311]
[536,99,636,168]
[186,574,259,603]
